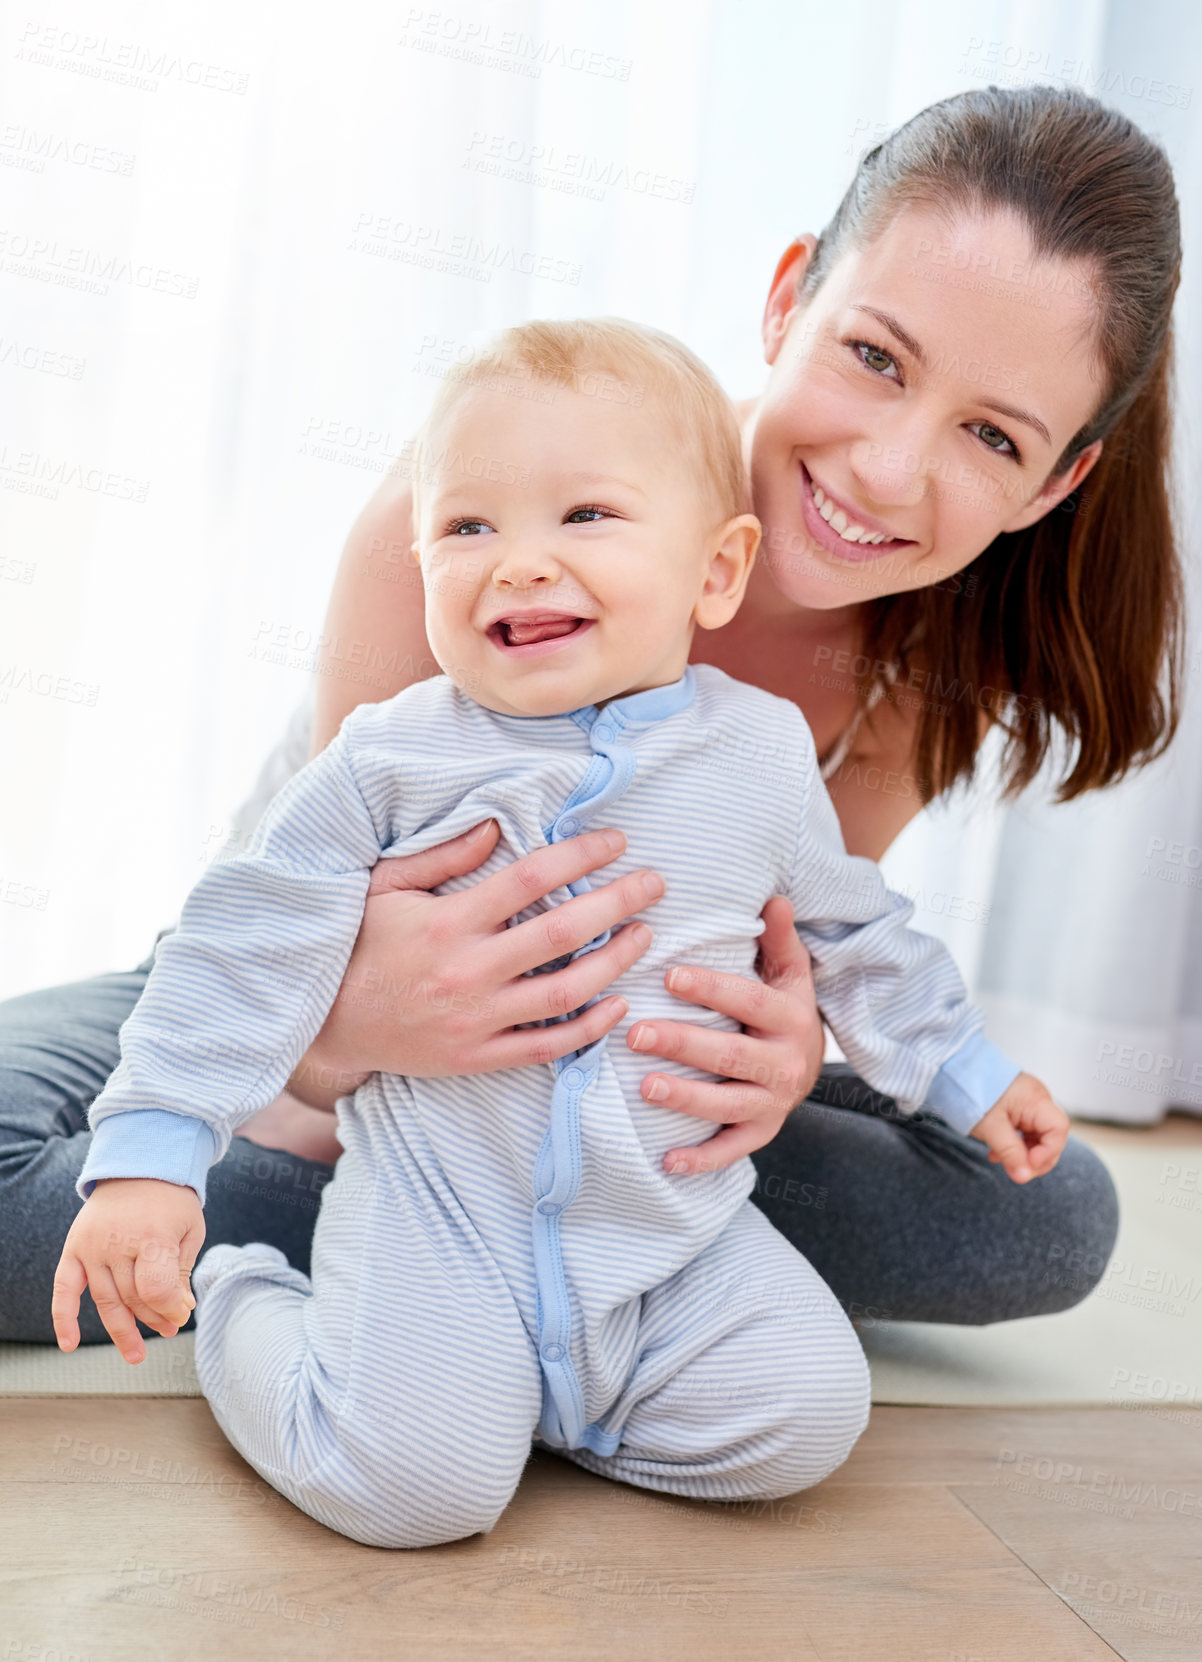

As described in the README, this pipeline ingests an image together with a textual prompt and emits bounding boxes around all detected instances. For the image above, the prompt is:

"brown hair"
[802,83,1184,801]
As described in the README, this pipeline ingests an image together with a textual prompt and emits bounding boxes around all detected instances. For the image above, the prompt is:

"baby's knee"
[290,1412,532,1550]
[756,1326,871,1496]
[705,1287,872,1503]
[303,1474,514,1550]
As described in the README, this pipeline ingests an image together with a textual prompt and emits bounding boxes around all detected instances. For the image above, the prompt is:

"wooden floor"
[4,1395,1199,1660]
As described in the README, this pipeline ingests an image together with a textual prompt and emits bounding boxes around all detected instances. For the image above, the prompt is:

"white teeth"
[811,475,893,544]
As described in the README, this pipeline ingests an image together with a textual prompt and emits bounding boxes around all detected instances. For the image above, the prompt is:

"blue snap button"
[561,1066,584,1089]
[593,723,615,745]
[537,1199,561,1216]
[558,817,579,837]
[541,1343,565,1363]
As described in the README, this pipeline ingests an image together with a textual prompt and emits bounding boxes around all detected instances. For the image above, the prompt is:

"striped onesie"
[79,663,1019,1548]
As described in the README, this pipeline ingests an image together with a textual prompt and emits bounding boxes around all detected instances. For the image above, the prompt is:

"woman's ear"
[1002,439,1104,534]
[763,235,819,366]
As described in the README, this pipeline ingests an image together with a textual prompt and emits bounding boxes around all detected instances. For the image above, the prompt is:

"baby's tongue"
[506,616,579,645]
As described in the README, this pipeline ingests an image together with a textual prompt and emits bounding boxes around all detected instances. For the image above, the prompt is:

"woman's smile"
[797,461,917,564]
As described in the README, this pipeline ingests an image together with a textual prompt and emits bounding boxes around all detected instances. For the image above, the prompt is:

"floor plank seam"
[945,1486,1128,1660]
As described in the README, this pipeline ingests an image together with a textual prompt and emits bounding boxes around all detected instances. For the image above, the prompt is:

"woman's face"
[749,204,1108,610]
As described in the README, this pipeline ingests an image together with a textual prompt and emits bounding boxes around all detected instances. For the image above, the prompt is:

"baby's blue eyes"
[445,505,613,536]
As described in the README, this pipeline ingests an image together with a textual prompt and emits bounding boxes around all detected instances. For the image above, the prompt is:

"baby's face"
[415,379,742,717]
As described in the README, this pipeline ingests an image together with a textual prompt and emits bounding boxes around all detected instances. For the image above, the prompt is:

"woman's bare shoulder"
[348,467,420,557]
[311,470,433,755]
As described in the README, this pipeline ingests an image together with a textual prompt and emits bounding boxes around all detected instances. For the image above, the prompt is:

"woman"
[7,84,1180,1347]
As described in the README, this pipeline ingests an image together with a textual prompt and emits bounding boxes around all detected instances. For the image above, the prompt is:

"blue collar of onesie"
[483,665,697,740]
[571,664,696,733]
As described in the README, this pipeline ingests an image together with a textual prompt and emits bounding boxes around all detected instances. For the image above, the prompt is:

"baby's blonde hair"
[410,317,749,526]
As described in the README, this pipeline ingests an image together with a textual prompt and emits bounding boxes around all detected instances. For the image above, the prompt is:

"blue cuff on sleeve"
[924,1032,1022,1137]
[76,1111,218,1207]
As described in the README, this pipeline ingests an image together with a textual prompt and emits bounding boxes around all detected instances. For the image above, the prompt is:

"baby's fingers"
[51,1252,86,1353]
[1027,1117,1069,1176]
[89,1264,149,1364]
[109,1256,188,1339]
[129,1238,195,1325]
[986,1118,1034,1184]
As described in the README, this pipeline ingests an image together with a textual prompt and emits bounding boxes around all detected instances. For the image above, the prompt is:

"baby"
[55,318,1068,1549]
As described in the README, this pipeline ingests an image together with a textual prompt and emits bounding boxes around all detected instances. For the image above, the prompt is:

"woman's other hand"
[629,895,824,1175]
[285,820,665,1107]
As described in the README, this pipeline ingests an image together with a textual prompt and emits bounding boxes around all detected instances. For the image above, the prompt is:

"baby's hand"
[52,1178,205,1364]
[968,1072,1070,1184]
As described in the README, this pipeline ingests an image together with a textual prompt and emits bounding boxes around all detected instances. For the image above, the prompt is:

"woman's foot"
[239,1090,344,1164]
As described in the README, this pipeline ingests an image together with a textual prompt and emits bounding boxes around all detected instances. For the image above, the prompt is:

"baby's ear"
[694,514,761,630]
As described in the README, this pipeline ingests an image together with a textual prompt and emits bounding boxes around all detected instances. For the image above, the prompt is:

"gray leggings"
[0,932,1120,1345]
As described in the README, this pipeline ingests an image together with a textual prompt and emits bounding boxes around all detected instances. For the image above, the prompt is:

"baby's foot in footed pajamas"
[191,1243,315,1449]
[187,1243,310,1382]
[191,1241,294,1300]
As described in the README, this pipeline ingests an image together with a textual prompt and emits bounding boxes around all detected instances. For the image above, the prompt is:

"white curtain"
[2,0,1199,1122]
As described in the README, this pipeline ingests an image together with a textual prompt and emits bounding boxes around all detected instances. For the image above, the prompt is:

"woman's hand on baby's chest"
[626,894,825,1176]
[294,826,822,1173]
[295,819,667,1089]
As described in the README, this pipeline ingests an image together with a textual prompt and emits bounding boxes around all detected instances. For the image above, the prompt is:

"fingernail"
[601,829,624,852]
[667,967,692,992]
[646,1077,669,1101]
[630,1024,655,1051]
[665,1158,689,1175]
[641,872,664,898]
